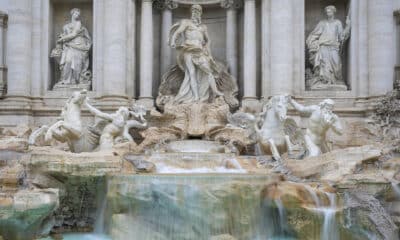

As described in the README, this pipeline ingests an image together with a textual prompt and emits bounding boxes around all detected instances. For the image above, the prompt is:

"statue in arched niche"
[306,5,350,91]
[156,4,238,110]
[51,8,92,90]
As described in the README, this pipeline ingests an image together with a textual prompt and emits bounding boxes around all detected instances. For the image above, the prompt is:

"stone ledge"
[23,147,123,176]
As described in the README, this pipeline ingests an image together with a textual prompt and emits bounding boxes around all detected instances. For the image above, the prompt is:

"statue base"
[162,97,230,138]
[53,82,91,91]
[310,84,348,91]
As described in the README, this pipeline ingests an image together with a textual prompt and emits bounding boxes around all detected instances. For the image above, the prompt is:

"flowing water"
[391,181,400,199]
[320,193,339,240]
[54,176,347,240]
[89,174,313,240]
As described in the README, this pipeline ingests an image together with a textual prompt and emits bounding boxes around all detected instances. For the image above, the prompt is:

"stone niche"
[305,0,351,91]
[49,0,93,90]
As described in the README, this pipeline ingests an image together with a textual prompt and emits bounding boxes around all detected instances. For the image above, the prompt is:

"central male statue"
[157,4,238,110]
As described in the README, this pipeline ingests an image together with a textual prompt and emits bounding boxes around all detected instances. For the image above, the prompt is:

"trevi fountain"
[0,0,400,239]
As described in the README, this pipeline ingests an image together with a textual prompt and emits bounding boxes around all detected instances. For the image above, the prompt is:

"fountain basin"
[163,140,227,153]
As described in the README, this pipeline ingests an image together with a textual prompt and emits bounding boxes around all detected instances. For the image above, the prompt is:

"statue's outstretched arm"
[84,101,112,121]
[289,98,316,115]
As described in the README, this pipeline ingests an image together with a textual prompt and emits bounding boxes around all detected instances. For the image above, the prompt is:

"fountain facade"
[0,1,400,240]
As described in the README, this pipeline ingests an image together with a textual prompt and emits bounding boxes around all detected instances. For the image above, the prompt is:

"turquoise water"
[41,233,295,240]
[40,233,111,240]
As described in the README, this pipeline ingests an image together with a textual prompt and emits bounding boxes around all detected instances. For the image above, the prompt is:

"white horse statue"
[255,95,295,161]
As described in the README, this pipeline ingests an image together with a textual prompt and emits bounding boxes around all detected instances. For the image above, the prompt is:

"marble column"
[160,1,177,75]
[368,0,394,96]
[139,0,154,107]
[270,0,293,95]
[102,0,128,98]
[261,0,270,98]
[222,0,238,79]
[0,11,7,96]
[242,0,257,106]
[6,0,32,97]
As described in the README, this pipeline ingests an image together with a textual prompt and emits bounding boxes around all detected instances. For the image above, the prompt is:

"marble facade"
[0,0,398,127]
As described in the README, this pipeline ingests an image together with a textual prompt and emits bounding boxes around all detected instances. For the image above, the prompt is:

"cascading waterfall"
[101,174,275,240]
[320,193,339,240]
[391,181,400,199]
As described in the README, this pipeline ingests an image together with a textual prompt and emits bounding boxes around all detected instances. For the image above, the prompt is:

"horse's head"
[269,95,289,122]
[70,89,87,105]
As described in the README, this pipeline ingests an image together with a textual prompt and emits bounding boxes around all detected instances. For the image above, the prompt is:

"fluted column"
[102,0,128,98]
[242,0,257,105]
[368,0,394,96]
[160,1,177,75]
[6,0,32,97]
[139,0,154,107]
[222,0,239,79]
[0,11,7,96]
[270,0,293,95]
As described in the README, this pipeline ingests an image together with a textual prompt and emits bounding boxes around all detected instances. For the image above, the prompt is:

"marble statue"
[255,95,295,161]
[84,100,147,150]
[289,97,343,157]
[29,90,87,152]
[51,8,92,90]
[306,5,350,90]
[157,4,238,110]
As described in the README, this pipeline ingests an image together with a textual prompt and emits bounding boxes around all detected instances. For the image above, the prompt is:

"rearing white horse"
[255,95,294,161]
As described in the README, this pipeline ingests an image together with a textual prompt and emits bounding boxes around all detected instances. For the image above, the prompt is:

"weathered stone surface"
[3,124,32,139]
[24,147,122,176]
[342,191,399,240]
[284,145,382,182]
[0,163,25,190]
[0,137,29,152]
[0,188,59,240]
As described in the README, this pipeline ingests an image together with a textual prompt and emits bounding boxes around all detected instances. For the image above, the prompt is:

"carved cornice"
[220,0,243,9]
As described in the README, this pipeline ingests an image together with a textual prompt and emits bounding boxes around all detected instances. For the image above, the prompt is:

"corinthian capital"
[221,0,243,9]
[154,0,178,10]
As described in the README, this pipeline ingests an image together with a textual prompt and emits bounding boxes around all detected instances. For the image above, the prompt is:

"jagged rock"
[342,191,399,240]
[0,188,59,240]
[0,137,29,152]
[284,145,382,182]
[0,163,25,190]
[23,146,122,176]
